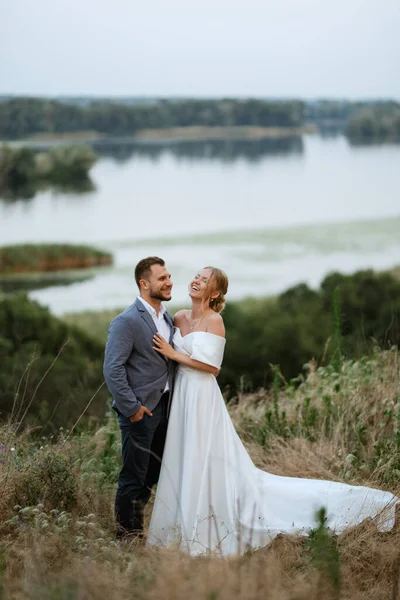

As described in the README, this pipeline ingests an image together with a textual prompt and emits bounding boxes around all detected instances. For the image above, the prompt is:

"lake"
[1,134,399,315]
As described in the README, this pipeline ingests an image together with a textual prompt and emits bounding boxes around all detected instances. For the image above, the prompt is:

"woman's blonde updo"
[204,267,229,313]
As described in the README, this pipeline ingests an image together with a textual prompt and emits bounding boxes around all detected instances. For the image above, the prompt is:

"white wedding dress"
[147,330,398,556]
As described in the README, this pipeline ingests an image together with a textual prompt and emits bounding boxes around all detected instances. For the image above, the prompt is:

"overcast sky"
[1,0,399,99]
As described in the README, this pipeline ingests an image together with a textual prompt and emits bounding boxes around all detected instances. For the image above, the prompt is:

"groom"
[103,256,175,538]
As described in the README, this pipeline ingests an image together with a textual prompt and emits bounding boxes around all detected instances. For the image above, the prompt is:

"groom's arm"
[103,315,141,417]
[153,334,221,375]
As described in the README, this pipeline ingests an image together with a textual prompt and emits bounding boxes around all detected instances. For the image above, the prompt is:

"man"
[103,256,175,539]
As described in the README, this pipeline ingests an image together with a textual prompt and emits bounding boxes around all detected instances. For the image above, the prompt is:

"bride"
[147,266,398,556]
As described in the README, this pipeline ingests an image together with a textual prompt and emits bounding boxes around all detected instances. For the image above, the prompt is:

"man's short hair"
[134,256,165,289]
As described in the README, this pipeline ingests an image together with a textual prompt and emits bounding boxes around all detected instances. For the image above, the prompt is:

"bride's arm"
[153,333,220,375]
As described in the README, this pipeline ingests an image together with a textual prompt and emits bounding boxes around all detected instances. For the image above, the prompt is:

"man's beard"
[150,289,171,301]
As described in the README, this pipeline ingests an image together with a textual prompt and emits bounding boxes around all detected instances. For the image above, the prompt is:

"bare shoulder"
[206,312,225,337]
[174,309,189,327]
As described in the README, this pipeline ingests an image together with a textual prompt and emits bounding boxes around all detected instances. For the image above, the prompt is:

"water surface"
[1,135,399,314]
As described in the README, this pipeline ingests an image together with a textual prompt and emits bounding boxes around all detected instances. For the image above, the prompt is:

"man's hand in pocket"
[129,406,153,422]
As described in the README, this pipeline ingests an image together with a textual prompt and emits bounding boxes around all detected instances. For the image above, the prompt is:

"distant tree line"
[0,98,305,139]
[305,100,355,125]
[305,99,400,141]
[1,97,399,142]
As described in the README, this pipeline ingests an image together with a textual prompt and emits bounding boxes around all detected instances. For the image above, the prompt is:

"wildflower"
[11,447,15,452]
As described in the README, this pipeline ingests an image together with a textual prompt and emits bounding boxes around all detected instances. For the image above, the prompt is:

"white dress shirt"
[137,296,171,392]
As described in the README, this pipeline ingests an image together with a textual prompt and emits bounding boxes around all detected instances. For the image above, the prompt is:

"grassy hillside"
[63,267,400,396]
[1,348,399,599]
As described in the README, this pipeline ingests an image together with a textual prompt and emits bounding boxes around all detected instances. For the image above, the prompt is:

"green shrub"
[346,103,400,142]
[306,507,341,598]
[220,269,400,393]
[0,144,97,198]
[13,449,78,510]
[0,294,108,433]
[0,146,36,189]
[77,412,122,487]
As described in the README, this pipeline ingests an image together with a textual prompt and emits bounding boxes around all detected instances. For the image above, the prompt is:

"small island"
[0,243,113,273]
[0,144,98,198]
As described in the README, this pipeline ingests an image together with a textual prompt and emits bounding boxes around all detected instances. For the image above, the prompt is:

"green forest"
[0,98,305,139]
[1,97,399,142]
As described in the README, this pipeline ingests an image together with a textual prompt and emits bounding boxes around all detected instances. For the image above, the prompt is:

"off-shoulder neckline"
[177,330,226,341]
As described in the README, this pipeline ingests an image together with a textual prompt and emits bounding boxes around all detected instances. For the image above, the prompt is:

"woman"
[147,267,398,556]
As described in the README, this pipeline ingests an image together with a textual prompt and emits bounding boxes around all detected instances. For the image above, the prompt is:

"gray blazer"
[103,298,175,418]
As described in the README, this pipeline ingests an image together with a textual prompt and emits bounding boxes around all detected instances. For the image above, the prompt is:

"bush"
[345,103,400,143]
[0,145,36,189]
[219,269,400,393]
[46,146,97,183]
[0,144,97,198]
[0,294,108,433]
[13,449,78,510]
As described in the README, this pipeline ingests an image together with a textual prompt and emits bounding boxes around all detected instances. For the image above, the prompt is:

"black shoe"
[116,527,145,543]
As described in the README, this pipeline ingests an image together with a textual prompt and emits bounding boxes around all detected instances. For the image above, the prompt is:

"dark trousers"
[115,393,169,536]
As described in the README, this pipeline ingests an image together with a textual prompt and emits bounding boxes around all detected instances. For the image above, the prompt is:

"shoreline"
[133,124,316,142]
[2,124,317,148]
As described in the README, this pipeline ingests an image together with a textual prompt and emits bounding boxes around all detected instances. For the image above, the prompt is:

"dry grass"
[1,522,399,600]
[135,124,316,141]
[1,349,400,599]
[232,349,400,486]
